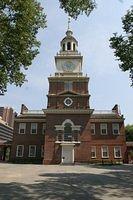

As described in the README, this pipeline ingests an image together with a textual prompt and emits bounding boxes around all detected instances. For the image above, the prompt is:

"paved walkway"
[0,163,133,200]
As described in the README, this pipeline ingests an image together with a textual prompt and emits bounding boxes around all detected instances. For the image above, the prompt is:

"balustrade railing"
[56,133,79,142]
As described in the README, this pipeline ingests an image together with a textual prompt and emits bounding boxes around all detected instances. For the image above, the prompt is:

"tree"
[59,0,96,19]
[0,0,46,94]
[0,0,96,94]
[110,7,133,86]
[125,124,133,141]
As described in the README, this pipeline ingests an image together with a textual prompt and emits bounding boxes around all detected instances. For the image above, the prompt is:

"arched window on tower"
[73,43,76,51]
[67,42,71,50]
[62,43,65,51]
[64,123,72,141]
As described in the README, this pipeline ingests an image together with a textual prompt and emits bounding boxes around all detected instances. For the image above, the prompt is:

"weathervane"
[68,16,71,30]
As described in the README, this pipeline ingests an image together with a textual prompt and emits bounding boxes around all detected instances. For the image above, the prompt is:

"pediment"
[58,90,79,96]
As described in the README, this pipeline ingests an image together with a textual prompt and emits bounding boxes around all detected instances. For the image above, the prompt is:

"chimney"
[21,104,28,114]
[112,104,119,115]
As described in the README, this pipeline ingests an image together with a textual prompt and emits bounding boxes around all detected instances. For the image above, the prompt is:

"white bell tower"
[55,18,83,75]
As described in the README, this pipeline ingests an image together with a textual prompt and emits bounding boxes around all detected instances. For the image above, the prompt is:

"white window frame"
[91,124,95,135]
[114,146,121,158]
[16,145,24,157]
[28,145,36,157]
[101,146,109,158]
[30,123,37,134]
[100,123,107,135]
[41,145,44,157]
[112,123,120,135]
[91,146,96,158]
[42,123,46,135]
[19,123,26,134]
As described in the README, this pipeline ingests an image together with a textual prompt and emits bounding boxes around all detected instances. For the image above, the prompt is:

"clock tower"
[43,27,93,164]
[55,29,83,74]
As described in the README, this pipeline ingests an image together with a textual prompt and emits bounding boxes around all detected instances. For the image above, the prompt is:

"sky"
[0,0,133,125]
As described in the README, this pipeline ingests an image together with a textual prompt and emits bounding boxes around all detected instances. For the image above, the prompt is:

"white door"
[62,145,74,164]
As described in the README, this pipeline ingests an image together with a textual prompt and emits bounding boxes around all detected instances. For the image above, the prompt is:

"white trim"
[114,146,122,158]
[100,123,107,135]
[16,145,24,157]
[101,146,109,158]
[112,123,120,135]
[30,123,37,134]
[64,97,73,107]
[28,145,36,157]
[19,123,26,134]
[91,146,96,158]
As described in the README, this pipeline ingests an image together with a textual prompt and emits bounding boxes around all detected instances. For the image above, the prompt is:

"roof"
[126,142,133,147]
[91,110,123,119]
[0,139,12,146]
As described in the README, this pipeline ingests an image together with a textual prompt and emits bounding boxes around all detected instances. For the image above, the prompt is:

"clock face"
[64,97,73,107]
[63,61,75,72]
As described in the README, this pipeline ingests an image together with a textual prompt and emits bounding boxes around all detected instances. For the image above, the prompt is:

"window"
[28,145,36,157]
[31,123,37,134]
[91,124,95,135]
[41,145,44,157]
[64,123,72,141]
[67,42,71,50]
[57,133,62,141]
[100,124,107,135]
[63,43,65,51]
[16,145,24,157]
[112,123,119,135]
[73,43,76,51]
[91,146,96,158]
[42,123,46,135]
[114,147,121,158]
[19,123,26,134]
[64,81,73,91]
[101,146,109,158]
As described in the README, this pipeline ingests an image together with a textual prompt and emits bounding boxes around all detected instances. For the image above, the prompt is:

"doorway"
[61,145,74,164]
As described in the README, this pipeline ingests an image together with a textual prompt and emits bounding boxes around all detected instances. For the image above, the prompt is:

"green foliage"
[110,7,133,86]
[0,0,46,94]
[59,0,96,19]
[125,124,133,141]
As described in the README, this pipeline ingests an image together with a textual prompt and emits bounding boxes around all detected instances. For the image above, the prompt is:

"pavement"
[0,163,133,200]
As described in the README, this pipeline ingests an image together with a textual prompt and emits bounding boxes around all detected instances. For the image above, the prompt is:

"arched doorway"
[55,119,81,164]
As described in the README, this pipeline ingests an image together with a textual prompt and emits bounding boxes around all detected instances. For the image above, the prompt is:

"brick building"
[10,28,126,164]
[0,107,16,128]
[0,117,13,161]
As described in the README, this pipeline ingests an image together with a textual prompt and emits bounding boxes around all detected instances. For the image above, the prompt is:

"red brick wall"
[10,120,45,163]
[43,113,126,164]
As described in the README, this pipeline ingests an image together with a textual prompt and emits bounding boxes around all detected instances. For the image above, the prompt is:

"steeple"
[55,20,83,75]
[60,18,78,54]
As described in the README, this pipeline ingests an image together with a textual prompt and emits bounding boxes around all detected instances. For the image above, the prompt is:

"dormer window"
[63,43,65,51]
[67,42,71,50]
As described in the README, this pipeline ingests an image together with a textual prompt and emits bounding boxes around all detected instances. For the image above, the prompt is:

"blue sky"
[1,0,133,125]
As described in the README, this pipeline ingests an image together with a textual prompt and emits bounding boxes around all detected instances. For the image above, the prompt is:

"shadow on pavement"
[0,165,133,200]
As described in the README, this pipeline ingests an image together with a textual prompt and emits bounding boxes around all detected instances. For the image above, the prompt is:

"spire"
[67,16,71,31]
[59,17,78,53]
[66,16,73,37]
